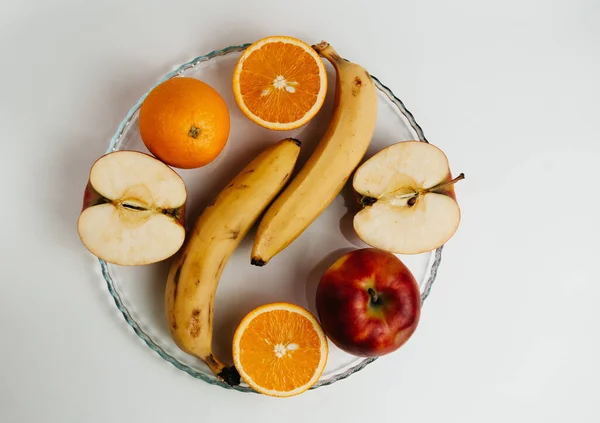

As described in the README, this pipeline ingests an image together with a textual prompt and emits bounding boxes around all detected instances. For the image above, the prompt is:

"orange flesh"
[239,42,322,124]
[237,309,323,392]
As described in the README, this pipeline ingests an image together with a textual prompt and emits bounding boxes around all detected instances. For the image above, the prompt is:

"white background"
[1,0,599,422]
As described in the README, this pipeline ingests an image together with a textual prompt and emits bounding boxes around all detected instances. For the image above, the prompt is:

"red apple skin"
[440,171,457,201]
[316,248,421,357]
[81,180,102,211]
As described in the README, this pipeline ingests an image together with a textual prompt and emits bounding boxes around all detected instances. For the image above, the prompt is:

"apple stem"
[425,173,465,194]
[367,288,380,305]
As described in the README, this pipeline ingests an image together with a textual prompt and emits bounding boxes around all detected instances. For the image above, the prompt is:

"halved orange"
[232,36,328,130]
[232,303,328,397]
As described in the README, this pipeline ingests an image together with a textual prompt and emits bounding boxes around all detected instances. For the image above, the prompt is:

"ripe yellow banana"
[165,138,301,385]
[251,41,378,266]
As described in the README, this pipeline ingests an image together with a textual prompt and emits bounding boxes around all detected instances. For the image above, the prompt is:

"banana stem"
[312,41,329,54]
[312,41,343,63]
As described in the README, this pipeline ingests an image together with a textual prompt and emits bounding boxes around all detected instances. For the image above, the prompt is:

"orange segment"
[232,303,328,397]
[232,36,327,130]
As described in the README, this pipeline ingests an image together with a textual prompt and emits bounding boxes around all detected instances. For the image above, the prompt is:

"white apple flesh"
[77,151,187,266]
[353,141,464,255]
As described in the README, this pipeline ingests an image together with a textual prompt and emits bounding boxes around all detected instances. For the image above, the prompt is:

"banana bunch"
[165,138,301,385]
[251,41,378,266]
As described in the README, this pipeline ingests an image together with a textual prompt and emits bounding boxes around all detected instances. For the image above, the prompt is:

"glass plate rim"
[98,43,443,393]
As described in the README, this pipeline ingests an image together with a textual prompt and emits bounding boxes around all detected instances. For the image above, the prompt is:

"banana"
[165,138,301,385]
[251,42,378,266]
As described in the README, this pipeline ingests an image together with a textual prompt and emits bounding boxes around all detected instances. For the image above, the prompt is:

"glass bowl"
[99,43,442,393]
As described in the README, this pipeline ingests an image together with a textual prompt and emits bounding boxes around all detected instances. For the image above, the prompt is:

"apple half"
[77,150,187,266]
[352,141,464,255]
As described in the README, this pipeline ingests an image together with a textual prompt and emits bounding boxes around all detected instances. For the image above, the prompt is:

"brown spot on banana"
[352,76,363,96]
[190,309,201,338]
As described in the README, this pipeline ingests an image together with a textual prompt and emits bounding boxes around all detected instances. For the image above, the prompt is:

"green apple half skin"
[353,140,464,255]
[316,248,421,357]
[77,150,187,266]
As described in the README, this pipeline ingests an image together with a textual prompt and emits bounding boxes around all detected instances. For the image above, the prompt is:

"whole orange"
[139,77,230,169]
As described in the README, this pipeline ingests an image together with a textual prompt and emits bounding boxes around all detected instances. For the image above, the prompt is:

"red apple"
[315,248,421,357]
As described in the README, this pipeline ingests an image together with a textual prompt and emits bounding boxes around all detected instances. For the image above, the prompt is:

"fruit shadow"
[211,280,287,365]
[138,259,172,335]
[304,247,356,318]
[338,175,371,249]
[51,128,111,252]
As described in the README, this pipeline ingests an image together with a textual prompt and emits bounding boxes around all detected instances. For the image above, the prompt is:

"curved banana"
[251,42,378,266]
[165,138,301,385]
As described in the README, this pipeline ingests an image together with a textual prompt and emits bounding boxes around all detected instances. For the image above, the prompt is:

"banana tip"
[218,366,241,386]
[290,138,301,147]
[251,258,266,267]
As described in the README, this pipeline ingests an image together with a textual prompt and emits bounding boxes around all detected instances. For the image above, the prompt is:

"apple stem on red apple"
[367,288,381,305]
